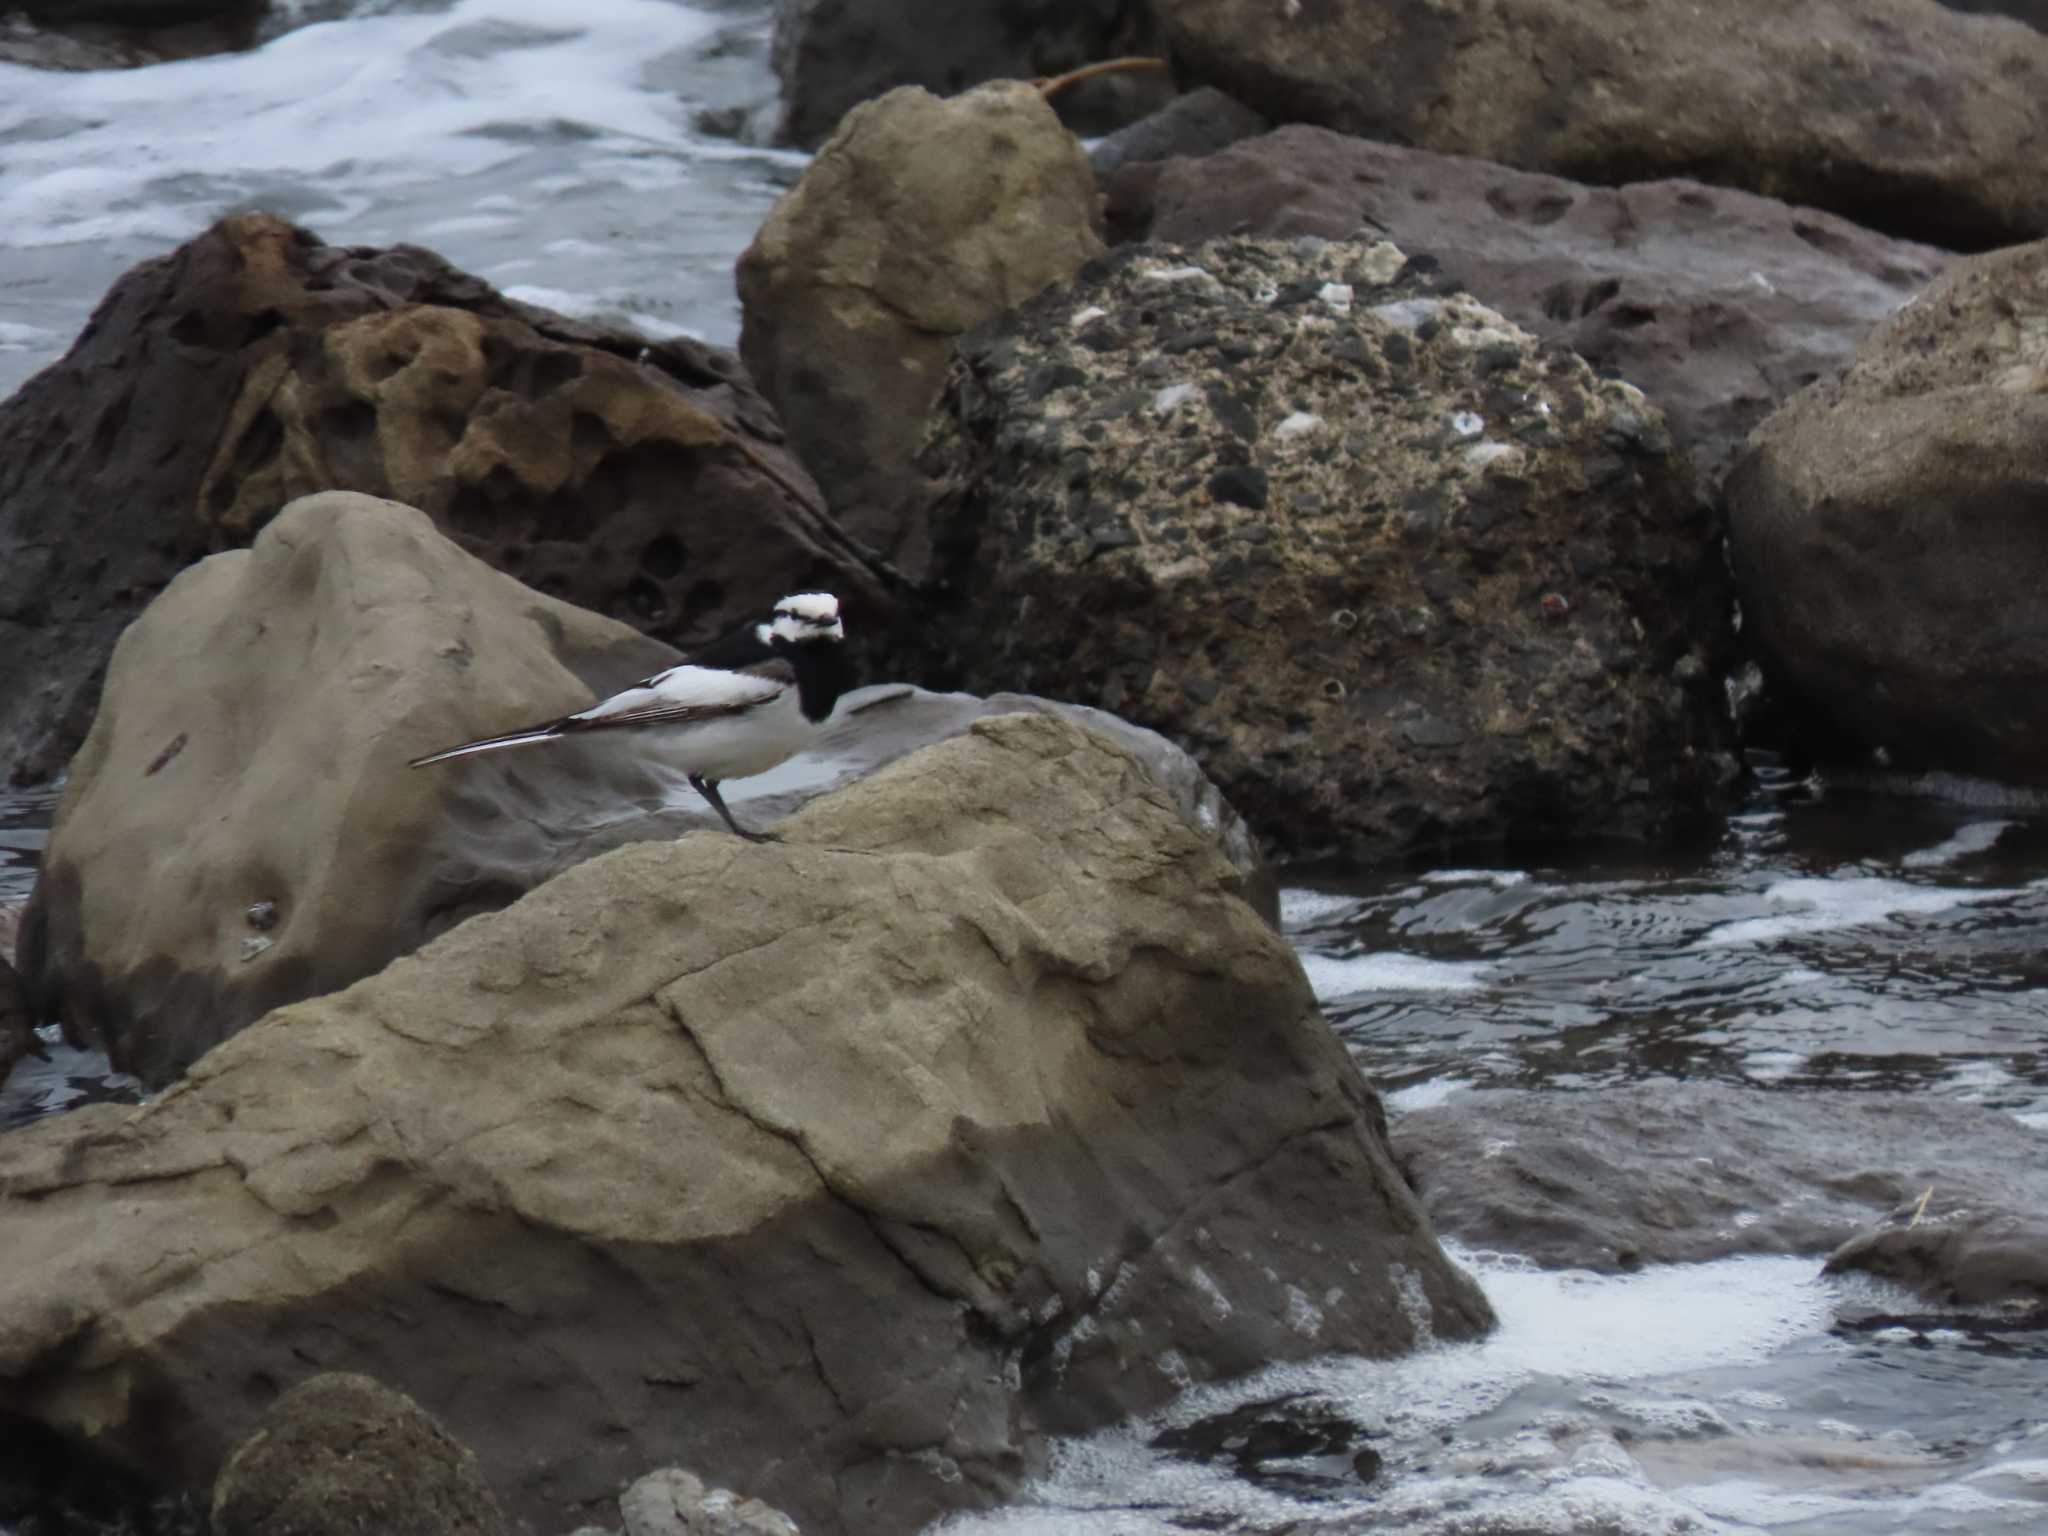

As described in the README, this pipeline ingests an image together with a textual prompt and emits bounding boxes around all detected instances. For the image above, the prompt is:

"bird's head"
[758,592,844,647]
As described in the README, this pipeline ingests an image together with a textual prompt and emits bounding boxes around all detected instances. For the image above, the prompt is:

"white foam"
[1299,950,1492,1000]
[1694,876,2008,948]
[1900,820,2012,869]
[1277,887,1362,929]
[1386,1077,1470,1113]
[1419,867,1531,887]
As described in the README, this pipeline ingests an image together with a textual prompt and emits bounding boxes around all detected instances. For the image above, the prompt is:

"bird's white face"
[758,592,844,646]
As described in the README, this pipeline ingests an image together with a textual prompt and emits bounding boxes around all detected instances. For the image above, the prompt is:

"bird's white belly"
[649,688,816,782]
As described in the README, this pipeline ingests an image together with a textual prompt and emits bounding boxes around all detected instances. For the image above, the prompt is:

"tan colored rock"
[20,492,1269,1087]
[0,212,893,785]
[738,83,1104,573]
[1725,240,2048,783]
[1158,0,2048,249]
[901,237,1737,862]
[0,711,1492,1536]
[620,1467,799,1536]
[212,1373,510,1536]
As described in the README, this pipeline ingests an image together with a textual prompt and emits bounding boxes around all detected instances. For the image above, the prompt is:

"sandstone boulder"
[20,491,1268,1087]
[738,84,1104,573]
[903,238,1738,862]
[211,1374,510,1536]
[0,710,1491,1535]
[1110,125,1950,493]
[1157,0,2048,250]
[769,0,1168,148]
[1725,239,2048,785]
[0,212,893,784]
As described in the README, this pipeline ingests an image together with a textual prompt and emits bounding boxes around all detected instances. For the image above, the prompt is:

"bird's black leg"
[689,773,777,843]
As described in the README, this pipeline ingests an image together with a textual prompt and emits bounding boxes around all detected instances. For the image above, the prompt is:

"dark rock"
[0,212,895,787]
[1156,0,2048,250]
[738,85,1102,576]
[904,238,1737,862]
[1725,238,2048,786]
[23,493,1271,1087]
[1089,87,1270,176]
[770,0,1172,149]
[1110,125,1949,493]
[1938,0,2048,30]
[3,0,263,67]
[0,952,32,1087]
[0,709,1490,1536]
[1826,1215,2048,1308]
[1396,1083,2048,1271]
[211,1374,509,1536]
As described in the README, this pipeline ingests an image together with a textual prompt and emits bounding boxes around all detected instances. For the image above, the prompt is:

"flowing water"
[4,1,2047,1530]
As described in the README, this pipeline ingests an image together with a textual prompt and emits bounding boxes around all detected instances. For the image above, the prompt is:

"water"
[0,0,800,398]
[5,3,2048,1528]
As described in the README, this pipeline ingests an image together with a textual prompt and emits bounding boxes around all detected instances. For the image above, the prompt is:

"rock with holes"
[1104,125,1950,493]
[0,708,1492,1535]
[18,491,1270,1087]
[1725,239,2048,784]
[899,238,1739,861]
[211,1373,510,1536]
[738,83,1104,575]
[0,211,894,785]
[1157,0,2048,251]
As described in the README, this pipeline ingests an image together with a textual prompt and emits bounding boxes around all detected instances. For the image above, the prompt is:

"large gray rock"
[1827,1215,2048,1308]
[1111,125,1950,493]
[19,492,1268,1088]
[770,0,1168,148]
[1157,0,2048,250]
[0,212,892,786]
[1396,1083,2048,1271]
[739,84,1104,574]
[1725,238,2048,785]
[903,237,1738,862]
[211,1374,510,1536]
[0,710,1491,1536]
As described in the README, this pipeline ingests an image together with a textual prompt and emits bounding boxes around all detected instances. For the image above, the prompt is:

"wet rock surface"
[0,211,892,786]
[0,709,1490,1536]
[1396,1083,2048,1272]
[1827,1215,2048,1309]
[211,1373,511,1536]
[905,237,1737,862]
[1157,0,2048,250]
[769,0,1167,149]
[1110,125,1950,493]
[0,955,30,1087]
[1726,238,2048,786]
[739,83,1103,574]
[20,491,1270,1087]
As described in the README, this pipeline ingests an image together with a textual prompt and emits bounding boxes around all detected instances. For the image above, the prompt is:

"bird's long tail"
[408,724,566,768]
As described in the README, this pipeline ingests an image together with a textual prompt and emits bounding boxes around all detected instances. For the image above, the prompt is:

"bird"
[409,592,852,842]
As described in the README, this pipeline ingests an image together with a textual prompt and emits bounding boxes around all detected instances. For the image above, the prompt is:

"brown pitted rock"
[1725,239,2048,785]
[1396,1083,2048,1272]
[0,711,1491,1536]
[901,237,1738,862]
[1825,1215,2048,1308]
[0,211,895,785]
[738,83,1104,575]
[769,0,1169,149]
[1156,0,2048,251]
[1109,125,1950,494]
[19,491,1269,1087]
[211,1373,509,1536]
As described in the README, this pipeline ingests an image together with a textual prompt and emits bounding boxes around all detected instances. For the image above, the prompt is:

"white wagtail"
[410,592,851,842]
